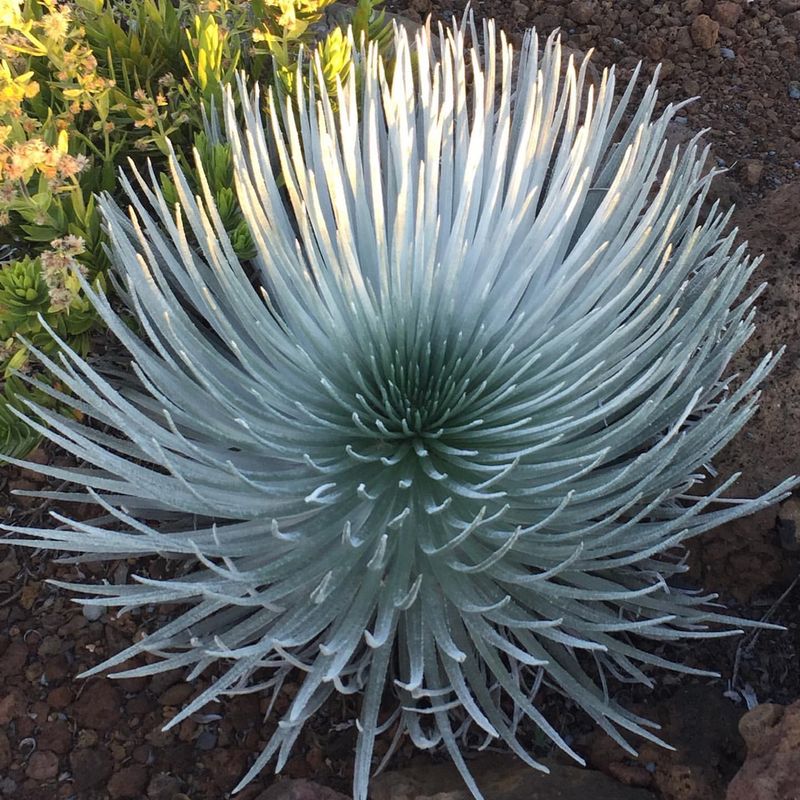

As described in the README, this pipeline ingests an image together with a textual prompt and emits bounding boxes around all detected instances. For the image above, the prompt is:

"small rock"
[659,58,676,79]
[147,772,182,800]
[789,82,800,100]
[738,703,785,748]
[132,744,153,764]
[255,780,352,800]
[203,748,249,792]
[69,747,114,791]
[691,14,720,48]
[684,77,701,95]
[785,11,800,31]
[157,683,193,706]
[76,728,100,749]
[713,1,742,27]
[566,0,595,24]
[0,552,19,582]
[25,750,59,781]
[0,688,24,726]
[82,603,105,622]
[108,765,150,799]
[72,680,122,731]
[43,655,69,683]
[0,641,27,677]
[531,13,561,31]
[57,614,87,637]
[776,497,800,550]
[671,25,696,52]
[727,702,800,800]
[741,159,764,186]
[511,0,528,19]
[776,0,800,14]
[37,635,62,658]
[196,729,217,750]
[46,686,72,710]
[645,37,666,60]
[37,720,72,755]
[147,670,182,695]
[720,47,735,59]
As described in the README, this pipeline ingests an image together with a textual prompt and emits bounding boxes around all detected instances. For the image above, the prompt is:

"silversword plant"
[4,16,795,798]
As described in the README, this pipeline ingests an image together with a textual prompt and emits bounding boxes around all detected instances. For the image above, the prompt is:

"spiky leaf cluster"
[0,375,45,459]
[3,17,795,800]
[0,255,51,332]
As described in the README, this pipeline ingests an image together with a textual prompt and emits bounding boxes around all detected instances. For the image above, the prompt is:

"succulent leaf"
[0,255,51,336]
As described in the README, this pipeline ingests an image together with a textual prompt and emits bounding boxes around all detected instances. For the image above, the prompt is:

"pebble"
[69,746,114,791]
[82,603,106,621]
[0,641,27,677]
[566,0,595,25]
[46,685,72,710]
[0,552,19,582]
[776,497,800,551]
[713,1,742,28]
[531,12,561,31]
[720,47,735,59]
[71,680,122,731]
[691,14,720,48]
[511,0,528,19]
[0,688,25,725]
[108,764,150,799]
[196,729,218,750]
[785,11,800,31]
[742,159,764,186]
[146,772,182,800]
[25,750,60,781]
[776,0,800,14]
[37,720,72,754]
[157,683,193,706]
[789,81,800,99]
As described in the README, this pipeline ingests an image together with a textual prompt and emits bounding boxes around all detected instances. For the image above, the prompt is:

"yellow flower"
[0,61,39,118]
[0,0,22,29]
[38,7,71,41]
